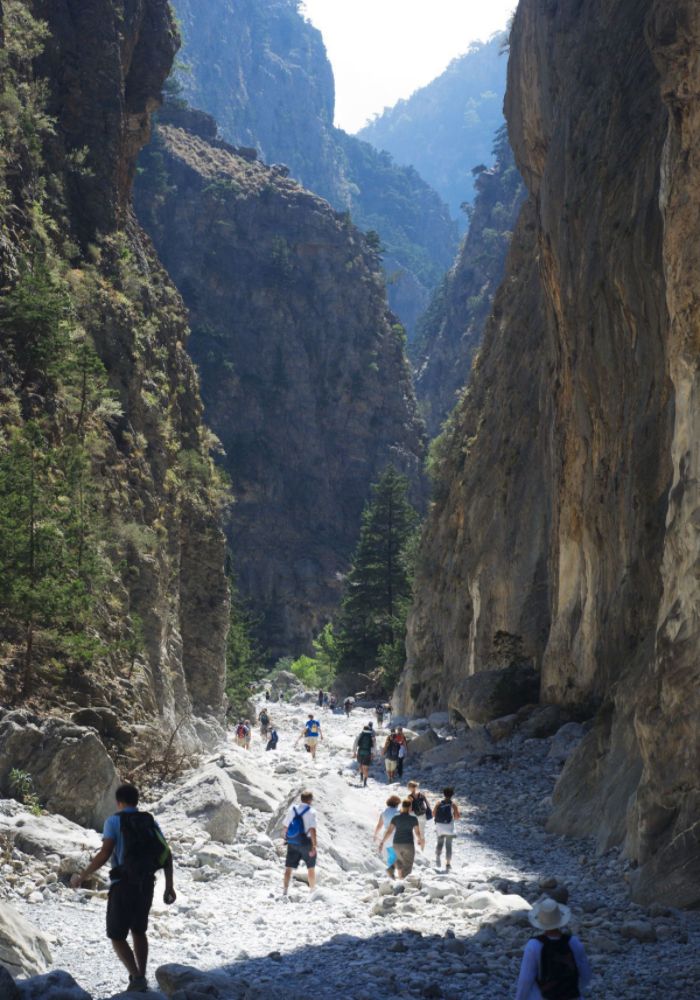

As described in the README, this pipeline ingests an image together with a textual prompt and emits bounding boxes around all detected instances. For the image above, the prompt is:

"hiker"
[378,798,424,878]
[297,713,323,759]
[433,787,461,871]
[407,780,432,837]
[382,728,401,782]
[282,789,317,895]
[344,697,352,717]
[259,708,270,737]
[69,783,175,993]
[329,694,337,713]
[515,897,592,1000]
[373,794,401,877]
[384,703,392,727]
[244,719,253,749]
[266,723,279,751]
[395,726,407,778]
[265,689,271,701]
[317,689,324,708]
[375,702,385,726]
[322,692,330,711]
[235,719,249,748]
[353,722,375,786]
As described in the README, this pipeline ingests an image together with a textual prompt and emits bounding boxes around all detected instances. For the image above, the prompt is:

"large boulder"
[406,728,441,755]
[0,809,100,861]
[449,662,540,725]
[519,704,572,739]
[153,766,241,844]
[15,970,91,999]
[420,727,493,766]
[267,671,304,701]
[0,712,119,831]
[0,902,51,978]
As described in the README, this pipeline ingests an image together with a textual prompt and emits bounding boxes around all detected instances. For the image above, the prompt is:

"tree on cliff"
[335,467,418,689]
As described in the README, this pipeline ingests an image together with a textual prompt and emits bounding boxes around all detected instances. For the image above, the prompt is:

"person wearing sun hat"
[514,896,592,1000]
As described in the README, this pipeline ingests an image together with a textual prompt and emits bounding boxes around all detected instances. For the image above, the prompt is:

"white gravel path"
[6,699,700,999]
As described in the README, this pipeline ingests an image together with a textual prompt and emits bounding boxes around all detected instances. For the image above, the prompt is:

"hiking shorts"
[385,758,398,774]
[106,877,155,940]
[358,752,372,766]
[392,843,415,876]
[285,843,317,870]
[305,736,319,747]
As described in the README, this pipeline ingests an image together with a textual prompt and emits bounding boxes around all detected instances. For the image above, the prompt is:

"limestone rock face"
[135,112,425,658]
[401,0,700,906]
[0,2,228,734]
[0,713,118,830]
[0,901,51,979]
[154,765,241,844]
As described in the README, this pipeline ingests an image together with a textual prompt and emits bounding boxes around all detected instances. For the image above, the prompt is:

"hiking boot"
[128,974,148,993]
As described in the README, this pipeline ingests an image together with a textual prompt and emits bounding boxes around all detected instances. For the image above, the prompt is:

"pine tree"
[335,466,418,685]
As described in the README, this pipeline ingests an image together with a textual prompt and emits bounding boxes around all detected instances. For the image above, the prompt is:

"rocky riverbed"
[2,699,700,999]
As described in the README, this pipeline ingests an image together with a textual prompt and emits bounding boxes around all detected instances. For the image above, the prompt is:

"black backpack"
[386,738,401,761]
[412,793,428,816]
[536,934,580,1000]
[113,811,171,883]
[434,799,453,825]
[358,730,373,753]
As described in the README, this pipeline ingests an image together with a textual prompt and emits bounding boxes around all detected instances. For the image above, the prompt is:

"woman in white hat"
[514,897,592,1000]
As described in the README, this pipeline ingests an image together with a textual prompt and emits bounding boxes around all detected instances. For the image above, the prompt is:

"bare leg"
[308,867,317,890]
[283,867,292,894]
[132,932,148,977]
[111,940,139,979]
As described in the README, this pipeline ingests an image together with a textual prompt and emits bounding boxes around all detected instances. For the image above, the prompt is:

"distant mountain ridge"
[170,0,458,336]
[358,34,508,224]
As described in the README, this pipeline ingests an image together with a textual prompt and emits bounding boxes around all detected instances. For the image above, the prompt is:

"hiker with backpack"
[235,720,249,748]
[375,703,385,726]
[382,729,401,782]
[433,787,460,871]
[344,697,353,717]
[297,714,323,759]
[378,797,424,878]
[515,897,592,1000]
[69,783,174,994]
[282,789,318,895]
[373,794,401,877]
[266,723,279,751]
[407,780,432,837]
[259,708,270,738]
[353,722,376,786]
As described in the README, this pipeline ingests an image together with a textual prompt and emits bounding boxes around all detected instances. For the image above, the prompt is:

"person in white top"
[432,786,460,871]
[282,790,318,895]
[372,794,401,877]
[515,897,592,1000]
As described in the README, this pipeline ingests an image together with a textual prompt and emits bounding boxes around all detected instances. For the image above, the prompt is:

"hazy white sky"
[301,0,516,133]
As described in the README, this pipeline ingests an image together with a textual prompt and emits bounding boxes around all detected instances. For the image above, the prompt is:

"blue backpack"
[306,719,320,737]
[286,805,311,845]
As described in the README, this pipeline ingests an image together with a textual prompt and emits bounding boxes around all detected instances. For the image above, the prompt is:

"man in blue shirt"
[70,783,175,993]
[296,714,323,759]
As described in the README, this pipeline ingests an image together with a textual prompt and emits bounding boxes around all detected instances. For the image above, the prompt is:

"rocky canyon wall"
[0,1,228,746]
[400,0,700,906]
[135,106,425,661]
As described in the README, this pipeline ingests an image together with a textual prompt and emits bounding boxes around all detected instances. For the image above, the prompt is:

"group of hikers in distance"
[68,702,593,999]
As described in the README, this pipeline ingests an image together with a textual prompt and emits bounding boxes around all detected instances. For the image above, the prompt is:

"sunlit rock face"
[400,0,700,906]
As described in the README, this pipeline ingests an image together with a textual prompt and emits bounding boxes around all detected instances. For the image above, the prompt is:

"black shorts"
[285,842,316,870]
[358,753,372,766]
[106,877,155,940]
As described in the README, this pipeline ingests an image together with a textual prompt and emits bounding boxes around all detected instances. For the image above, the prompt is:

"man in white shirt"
[282,790,318,895]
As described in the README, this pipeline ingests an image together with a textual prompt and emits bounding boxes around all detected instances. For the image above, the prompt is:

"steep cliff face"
[400,0,700,906]
[415,130,526,437]
[0,1,228,744]
[135,107,425,660]
[169,0,458,336]
[358,35,508,221]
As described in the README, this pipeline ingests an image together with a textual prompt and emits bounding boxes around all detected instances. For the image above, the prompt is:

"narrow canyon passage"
[11,702,700,1000]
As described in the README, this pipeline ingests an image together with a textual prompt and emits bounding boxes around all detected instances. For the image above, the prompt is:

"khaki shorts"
[392,843,415,876]
[385,758,398,774]
[305,736,319,747]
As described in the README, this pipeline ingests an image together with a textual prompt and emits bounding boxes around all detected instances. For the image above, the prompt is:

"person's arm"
[514,941,540,1000]
[70,838,115,888]
[452,801,461,820]
[307,819,317,857]
[162,853,176,904]
[413,821,425,851]
[379,819,395,850]
[373,815,384,840]
[570,937,592,992]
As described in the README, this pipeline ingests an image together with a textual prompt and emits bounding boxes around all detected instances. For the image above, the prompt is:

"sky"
[301,0,516,133]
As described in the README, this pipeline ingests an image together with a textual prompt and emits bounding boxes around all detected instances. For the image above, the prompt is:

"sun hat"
[528,897,572,930]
